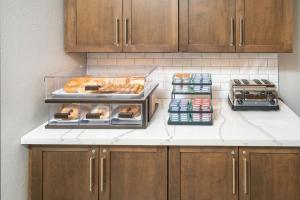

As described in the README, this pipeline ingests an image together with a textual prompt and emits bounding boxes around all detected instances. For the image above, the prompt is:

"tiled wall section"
[87,53,278,99]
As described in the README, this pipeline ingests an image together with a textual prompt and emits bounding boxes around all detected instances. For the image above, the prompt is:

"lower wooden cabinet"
[30,146,99,200]
[29,146,300,200]
[239,148,300,200]
[99,146,167,200]
[29,146,167,200]
[169,147,238,200]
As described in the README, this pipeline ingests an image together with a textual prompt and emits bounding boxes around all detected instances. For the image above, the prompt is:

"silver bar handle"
[124,18,128,46]
[244,157,248,194]
[100,157,105,192]
[89,157,95,192]
[239,17,244,46]
[115,18,119,46]
[230,17,235,46]
[232,157,236,194]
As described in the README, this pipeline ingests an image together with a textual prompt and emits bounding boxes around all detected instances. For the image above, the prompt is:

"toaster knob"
[238,99,243,105]
[270,99,276,105]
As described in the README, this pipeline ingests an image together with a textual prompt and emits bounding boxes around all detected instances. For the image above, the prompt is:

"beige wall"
[279,1,300,116]
[0,0,85,199]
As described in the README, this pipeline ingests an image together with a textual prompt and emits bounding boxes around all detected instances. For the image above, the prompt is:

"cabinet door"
[30,146,99,200]
[169,147,238,200]
[239,148,300,200]
[99,146,167,200]
[65,0,123,52]
[123,0,178,52]
[179,0,236,52]
[236,0,293,52]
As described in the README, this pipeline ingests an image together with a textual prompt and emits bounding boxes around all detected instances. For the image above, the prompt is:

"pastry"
[54,104,79,120]
[118,105,141,118]
[175,73,191,79]
[63,76,144,94]
[63,77,92,93]
[86,106,109,119]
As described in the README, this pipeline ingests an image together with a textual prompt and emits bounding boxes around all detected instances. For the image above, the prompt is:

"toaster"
[228,79,279,111]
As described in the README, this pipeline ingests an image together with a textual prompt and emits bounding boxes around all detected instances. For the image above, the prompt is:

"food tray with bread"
[44,65,157,100]
[45,65,159,129]
[111,105,143,125]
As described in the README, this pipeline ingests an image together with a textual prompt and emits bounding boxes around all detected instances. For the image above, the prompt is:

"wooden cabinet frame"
[169,147,239,200]
[29,146,300,200]
[29,146,99,200]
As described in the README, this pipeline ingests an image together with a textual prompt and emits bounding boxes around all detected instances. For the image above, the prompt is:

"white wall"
[0,0,85,199]
[279,1,300,116]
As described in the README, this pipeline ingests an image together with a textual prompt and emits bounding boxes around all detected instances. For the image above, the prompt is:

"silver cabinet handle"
[124,18,129,46]
[115,18,119,46]
[230,17,235,46]
[243,157,248,194]
[239,17,244,46]
[100,157,105,192]
[232,157,236,194]
[89,157,95,192]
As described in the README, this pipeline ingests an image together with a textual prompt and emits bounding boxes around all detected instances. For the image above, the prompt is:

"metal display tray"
[168,105,213,113]
[172,74,212,85]
[167,118,213,126]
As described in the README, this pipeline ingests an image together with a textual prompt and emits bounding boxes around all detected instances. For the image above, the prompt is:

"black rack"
[168,73,213,126]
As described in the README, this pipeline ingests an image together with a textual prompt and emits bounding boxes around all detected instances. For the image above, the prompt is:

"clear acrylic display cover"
[44,65,157,101]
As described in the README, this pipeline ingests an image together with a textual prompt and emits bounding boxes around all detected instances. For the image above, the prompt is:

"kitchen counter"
[21,99,300,146]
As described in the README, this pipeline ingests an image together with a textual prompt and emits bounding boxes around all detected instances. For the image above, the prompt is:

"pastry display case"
[45,65,159,129]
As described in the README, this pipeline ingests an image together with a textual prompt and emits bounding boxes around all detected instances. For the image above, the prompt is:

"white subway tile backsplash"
[154,58,173,66]
[88,53,107,58]
[134,58,154,65]
[98,58,116,65]
[192,59,211,67]
[202,53,220,58]
[108,53,126,58]
[248,59,268,67]
[116,58,135,65]
[230,59,249,67]
[87,58,98,65]
[87,53,278,99]
[268,59,278,67]
[125,53,145,58]
[220,53,240,59]
[145,53,164,58]
[172,58,191,66]
[211,59,230,67]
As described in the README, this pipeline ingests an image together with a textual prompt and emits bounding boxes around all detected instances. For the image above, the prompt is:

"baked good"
[118,105,141,118]
[54,104,79,120]
[63,76,144,94]
[86,106,109,119]
[63,77,92,93]
[175,73,191,79]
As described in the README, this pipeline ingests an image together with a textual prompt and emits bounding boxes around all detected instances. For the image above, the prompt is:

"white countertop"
[21,99,300,147]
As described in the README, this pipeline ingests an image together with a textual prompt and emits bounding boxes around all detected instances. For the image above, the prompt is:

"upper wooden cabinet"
[179,0,293,53]
[65,0,123,52]
[123,0,178,52]
[236,0,293,52]
[239,148,300,200]
[65,0,178,52]
[179,0,236,52]
[65,0,293,53]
